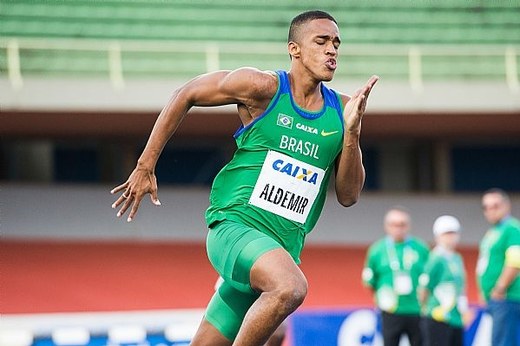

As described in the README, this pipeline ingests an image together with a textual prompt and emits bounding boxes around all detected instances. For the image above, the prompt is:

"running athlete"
[111,10,378,346]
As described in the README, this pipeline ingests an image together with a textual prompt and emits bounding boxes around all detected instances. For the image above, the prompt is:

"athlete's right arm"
[111,68,278,221]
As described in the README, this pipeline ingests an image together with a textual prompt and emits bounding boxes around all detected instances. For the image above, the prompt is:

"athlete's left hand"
[343,75,379,134]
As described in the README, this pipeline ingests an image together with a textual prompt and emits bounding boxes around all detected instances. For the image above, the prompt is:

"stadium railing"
[1,39,518,93]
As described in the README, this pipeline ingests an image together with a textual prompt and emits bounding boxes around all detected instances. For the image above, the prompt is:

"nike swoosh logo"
[321,130,339,137]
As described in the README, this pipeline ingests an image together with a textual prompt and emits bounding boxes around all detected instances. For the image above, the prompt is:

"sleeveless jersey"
[205,70,344,263]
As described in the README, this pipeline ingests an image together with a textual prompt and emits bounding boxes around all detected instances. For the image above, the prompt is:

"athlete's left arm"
[334,75,378,207]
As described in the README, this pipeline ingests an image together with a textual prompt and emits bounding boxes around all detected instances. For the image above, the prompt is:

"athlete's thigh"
[207,220,283,293]
[249,247,307,293]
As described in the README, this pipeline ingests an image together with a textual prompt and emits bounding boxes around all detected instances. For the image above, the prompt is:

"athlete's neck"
[287,70,323,112]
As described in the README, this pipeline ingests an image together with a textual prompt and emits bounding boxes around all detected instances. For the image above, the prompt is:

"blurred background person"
[419,215,467,346]
[477,188,520,346]
[362,206,430,346]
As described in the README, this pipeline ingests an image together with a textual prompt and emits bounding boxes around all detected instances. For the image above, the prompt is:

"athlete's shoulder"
[227,67,279,99]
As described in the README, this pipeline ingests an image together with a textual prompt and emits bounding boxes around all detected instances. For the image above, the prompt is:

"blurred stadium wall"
[1,1,519,345]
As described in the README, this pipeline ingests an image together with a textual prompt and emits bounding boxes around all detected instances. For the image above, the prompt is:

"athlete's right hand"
[343,75,379,135]
[110,167,161,222]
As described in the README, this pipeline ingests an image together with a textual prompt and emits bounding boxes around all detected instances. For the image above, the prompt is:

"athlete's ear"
[288,41,301,59]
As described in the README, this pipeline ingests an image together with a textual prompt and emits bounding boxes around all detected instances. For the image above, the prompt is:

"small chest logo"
[296,123,318,135]
[277,113,293,129]
[321,129,339,137]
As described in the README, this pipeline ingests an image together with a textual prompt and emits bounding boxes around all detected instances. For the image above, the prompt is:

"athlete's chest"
[247,98,344,168]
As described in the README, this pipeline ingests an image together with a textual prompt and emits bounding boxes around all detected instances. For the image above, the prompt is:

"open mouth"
[325,59,337,70]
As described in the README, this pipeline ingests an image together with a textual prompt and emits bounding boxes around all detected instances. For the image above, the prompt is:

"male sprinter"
[112,10,378,346]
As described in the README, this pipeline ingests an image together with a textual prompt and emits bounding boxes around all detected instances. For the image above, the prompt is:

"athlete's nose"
[325,41,337,56]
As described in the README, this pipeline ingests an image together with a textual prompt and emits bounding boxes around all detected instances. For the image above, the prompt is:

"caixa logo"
[296,123,318,135]
[272,159,319,185]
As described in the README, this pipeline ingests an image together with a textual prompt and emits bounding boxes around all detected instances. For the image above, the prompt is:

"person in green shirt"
[477,188,520,346]
[362,206,430,346]
[111,10,379,346]
[419,215,467,346]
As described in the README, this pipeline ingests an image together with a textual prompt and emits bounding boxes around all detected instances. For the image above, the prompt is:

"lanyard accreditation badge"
[387,239,413,296]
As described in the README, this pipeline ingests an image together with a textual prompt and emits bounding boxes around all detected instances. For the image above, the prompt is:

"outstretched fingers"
[355,75,379,113]
[111,182,129,210]
[352,93,365,111]
[363,75,379,98]
[350,75,378,106]
[150,190,161,206]
[110,182,128,195]
[117,194,135,220]
[110,169,161,222]
[128,195,143,222]
[112,189,144,222]
[367,75,379,87]
[110,180,135,220]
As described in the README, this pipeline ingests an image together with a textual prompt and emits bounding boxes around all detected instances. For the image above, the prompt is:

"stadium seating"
[2,1,519,43]
[0,0,519,80]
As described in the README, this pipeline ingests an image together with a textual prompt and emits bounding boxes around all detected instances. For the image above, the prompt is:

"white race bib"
[249,150,325,224]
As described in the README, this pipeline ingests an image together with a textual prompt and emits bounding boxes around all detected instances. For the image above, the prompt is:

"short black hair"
[288,10,337,43]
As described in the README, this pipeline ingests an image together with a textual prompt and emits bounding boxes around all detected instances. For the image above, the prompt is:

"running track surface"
[1,240,479,314]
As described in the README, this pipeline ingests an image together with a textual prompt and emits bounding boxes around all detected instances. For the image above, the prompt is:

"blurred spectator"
[419,215,467,346]
[362,206,430,346]
[477,188,520,346]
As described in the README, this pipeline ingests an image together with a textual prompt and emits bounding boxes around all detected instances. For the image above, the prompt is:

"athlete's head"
[482,188,511,225]
[288,10,337,44]
[384,206,411,242]
[288,10,340,82]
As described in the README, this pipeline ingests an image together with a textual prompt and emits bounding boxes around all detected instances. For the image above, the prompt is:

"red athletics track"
[1,240,479,314]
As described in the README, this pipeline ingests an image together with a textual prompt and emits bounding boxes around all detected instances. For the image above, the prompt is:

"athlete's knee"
[274,275,307,313]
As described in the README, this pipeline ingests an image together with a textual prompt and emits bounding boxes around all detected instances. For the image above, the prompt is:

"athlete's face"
[289,19,341,82]
[384,210,411,243]
[482,192,510,225]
